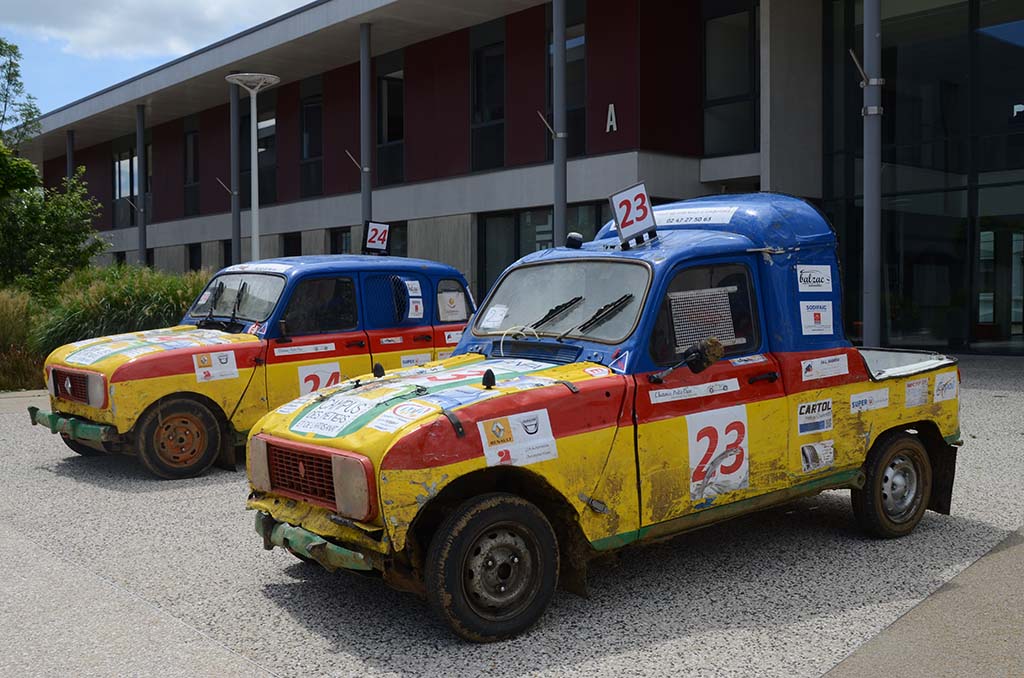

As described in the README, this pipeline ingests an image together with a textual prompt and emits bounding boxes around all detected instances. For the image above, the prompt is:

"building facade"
[20,0,1024,354]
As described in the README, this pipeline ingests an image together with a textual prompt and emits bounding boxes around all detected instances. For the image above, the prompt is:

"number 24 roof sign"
[610,183,657,243]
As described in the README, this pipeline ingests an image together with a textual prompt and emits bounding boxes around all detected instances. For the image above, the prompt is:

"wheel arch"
[869,420,957,515]
[134,391,237,466]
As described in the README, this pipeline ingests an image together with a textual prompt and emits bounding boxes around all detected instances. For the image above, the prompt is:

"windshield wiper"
[228,281,249,326]
[557,293,634,341]
[529,296,583,330]
[199,281,226,328]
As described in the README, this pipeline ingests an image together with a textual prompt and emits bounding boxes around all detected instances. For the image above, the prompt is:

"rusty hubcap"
[462,521,542,622]
[154,413,207,467]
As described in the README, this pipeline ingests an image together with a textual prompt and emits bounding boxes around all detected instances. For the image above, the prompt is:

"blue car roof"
[220,254,464,279]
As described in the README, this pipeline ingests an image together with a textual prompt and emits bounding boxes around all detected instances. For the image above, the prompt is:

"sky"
[2,0,310,115]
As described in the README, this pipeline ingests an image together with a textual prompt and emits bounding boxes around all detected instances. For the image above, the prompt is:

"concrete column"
[135,105,148,264]
[862,0,882,346]
[229,81,242,265]
[552,0,567,247]
[301,229,329,255]
[360,23,373,226]
[65,130,74,180]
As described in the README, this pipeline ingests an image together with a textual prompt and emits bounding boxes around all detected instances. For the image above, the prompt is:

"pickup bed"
[244,193,961,641]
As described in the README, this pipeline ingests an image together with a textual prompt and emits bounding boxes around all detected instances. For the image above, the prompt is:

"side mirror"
[684,337,725,374]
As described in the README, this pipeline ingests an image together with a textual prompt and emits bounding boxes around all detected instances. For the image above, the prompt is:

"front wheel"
[425,493,559,642]
[59,434,105,457]
[136,398,223,479]
[852,432,932,538]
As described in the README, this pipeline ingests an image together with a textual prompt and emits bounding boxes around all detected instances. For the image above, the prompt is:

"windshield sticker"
[273,343,335,357]
[298,363,341,394]
[797,265,833,293]
[225,262,292,274]
[404,280,422,297]
[381,337,404,345]
[905,378,929,407]
[584,366,610,377]
[486,359,554,373]
[797,398,833,434]
[730,354,767,366]
[478,409,558,467]
[401,353,432,368]
[197,290,212,305]
[800,301,834,335]
[851,388,889,413]
[444,330,463,344]
[656,206,738,226]
[290,387,403,437]
[247,322,262,335]
[194,351,238,382]
[608,351,630,373]
[801,440,835,473]
[408,298,425,320]
[439,292,468,323]
[934,372,957,402]
[801,354,848,381]
[367,402,438,433]
[649,378,740,404]
[687,404,749,502]
[669,287,742,352]
[480,305,508,329]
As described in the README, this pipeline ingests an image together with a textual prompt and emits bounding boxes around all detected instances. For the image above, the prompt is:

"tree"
[0,141,39,199]
[0,38,41,151]
[0,165,105,299]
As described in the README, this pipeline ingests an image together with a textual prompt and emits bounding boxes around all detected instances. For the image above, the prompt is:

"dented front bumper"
[28,406,120,443]
[255,512,378,572]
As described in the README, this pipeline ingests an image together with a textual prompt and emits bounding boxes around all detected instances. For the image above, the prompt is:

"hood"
[252,353,617,466]
[47,325,261,376]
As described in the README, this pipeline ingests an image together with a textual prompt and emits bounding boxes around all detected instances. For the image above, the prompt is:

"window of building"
[145,248,154,268]
[115,251,126,266]
[188,243,202,271]
[300,76,324,198]
[221,239,232,268]
[281,277,359,335]
[184,129,200,217]
[377,50,405,186]
[112,148,135,228]
[703,0,759,156]
[329,227,353,254]
[282,232,302,257]
[240,90,277,207]
[547,0,587,159]
[472,20,506,171]
[389,222,409,257]
[650,263,760,364]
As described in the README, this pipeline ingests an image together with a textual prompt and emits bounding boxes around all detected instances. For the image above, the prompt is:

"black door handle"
[345,340,366,348]
[748,371,779,385]
[413,334,432,342]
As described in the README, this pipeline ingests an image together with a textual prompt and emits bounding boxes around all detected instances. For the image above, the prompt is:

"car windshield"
[189,273,286,323]
[474,260,650,343]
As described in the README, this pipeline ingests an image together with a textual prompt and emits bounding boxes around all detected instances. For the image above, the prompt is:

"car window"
[281,277,359,336]
[649,263,760,364]
[437,279,470,323]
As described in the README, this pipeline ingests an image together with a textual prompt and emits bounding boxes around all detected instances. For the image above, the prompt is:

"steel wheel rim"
[881,453,920,522]
[154,413,206,468]
[462,521,543,622]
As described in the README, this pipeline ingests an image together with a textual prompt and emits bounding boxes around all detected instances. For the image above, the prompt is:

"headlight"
[86,373,107,409]
[249,436,270,491]
[332,454,373,521]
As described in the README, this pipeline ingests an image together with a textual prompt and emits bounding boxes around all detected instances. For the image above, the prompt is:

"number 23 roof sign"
[610,183,657,245]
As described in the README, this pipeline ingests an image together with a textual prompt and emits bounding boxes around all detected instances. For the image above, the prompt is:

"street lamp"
[225,72,280,262]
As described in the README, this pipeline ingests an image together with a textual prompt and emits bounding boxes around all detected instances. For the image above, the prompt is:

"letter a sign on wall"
[363,221,391,254]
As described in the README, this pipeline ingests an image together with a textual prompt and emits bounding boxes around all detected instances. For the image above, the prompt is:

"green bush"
[0,288,42,390]
[31,265,210,358]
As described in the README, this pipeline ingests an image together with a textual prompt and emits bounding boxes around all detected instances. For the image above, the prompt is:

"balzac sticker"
[797,265,833,293]
[477,409,558,467]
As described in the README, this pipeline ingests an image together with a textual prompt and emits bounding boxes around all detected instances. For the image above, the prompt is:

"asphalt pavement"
[0,354,1021,677]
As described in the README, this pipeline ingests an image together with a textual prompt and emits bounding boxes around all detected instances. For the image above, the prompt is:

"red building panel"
[78,142,113,230]
[586,0,640,155]
[199,103,231,214]
[151,118,184,223]
[405,30,471,182]
[275,81,300,203]
[43,156,65,190]
[323,63,361,196]
[506,5,547,167]
[638,0,702,156]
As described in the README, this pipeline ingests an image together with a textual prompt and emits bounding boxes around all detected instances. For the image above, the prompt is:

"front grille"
[267,442,336,510]
[53,369,89,404]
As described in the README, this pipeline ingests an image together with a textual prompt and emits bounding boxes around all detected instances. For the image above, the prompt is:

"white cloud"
[2,0,310,59]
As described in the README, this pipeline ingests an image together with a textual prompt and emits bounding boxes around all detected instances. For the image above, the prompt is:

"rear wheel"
[59,434,105,457]
[137,398,222,479]
[425,493,559,642]
[852,432,932,538]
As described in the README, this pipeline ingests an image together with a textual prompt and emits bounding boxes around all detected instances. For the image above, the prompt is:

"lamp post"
[225,72,280,262]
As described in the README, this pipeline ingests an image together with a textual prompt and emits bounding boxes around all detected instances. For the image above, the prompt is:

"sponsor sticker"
[120,345,162,360]
[850,388,889,413]
[273,343,335,357]
[501,376,557,391]
[275,392,321,415]
[197,290,211,305]
[797,398,833,434]
[480,305,508,329]
[800,440,835,473]
[290,387,401,437]
[401,353,432,368]
[408,298,424,320]
[800,301,834,335]
[686,404,749,501]
[584,366,610,377]
[436,350,453,360]
[444,330,463,344]
[486,359,554,373]
[367,401,437,433]
[404,280,422,297]
[419,385,499,410]
[655,206,739,226]
[438,292,468,323]
[608,351,630,373]
[729,354,768,366]
[934,371,958,403]
[478,409,559,467]
[194,351,239,382]
[649,378,740,404]
[797,265,833,293]
[905,377,929,408]
[65,342,135,365]
[380,337,404,345]
[801,354,849,381]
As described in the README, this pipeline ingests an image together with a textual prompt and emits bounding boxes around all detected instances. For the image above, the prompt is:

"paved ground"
[0,355,1021,677]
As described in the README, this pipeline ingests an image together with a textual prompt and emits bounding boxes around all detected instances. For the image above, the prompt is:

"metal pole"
[229,81,242,265]
[249,92,260,262]
[552,0,567,247]
[862,0,882,346]
[135,104,148,265]
[65,129,74,180]
[360,23,373,225]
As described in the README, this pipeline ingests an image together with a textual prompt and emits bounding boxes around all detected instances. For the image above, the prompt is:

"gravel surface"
[0,355,1020,677]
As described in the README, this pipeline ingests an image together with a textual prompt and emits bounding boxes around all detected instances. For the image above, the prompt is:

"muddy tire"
[425,493,559,642]
[137,398,222,480]
[59,434,105,457]
[852,431,932,538]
